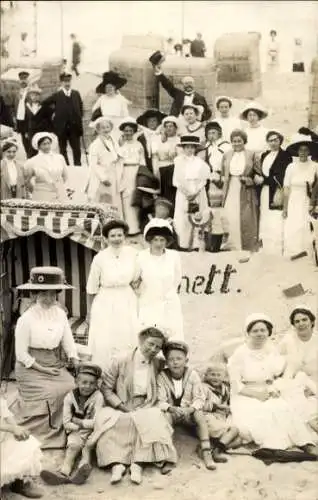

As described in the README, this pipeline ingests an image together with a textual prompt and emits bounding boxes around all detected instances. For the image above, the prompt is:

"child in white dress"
[0,396,43,498]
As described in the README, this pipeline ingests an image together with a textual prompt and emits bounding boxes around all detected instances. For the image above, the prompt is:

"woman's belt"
[123,163,139,167]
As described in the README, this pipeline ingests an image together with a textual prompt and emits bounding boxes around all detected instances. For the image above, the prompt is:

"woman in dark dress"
[24,84,53,158]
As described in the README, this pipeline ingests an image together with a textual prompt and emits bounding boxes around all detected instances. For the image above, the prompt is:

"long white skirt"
[121,165,140,235]
[138,292,184,341]
[283,185,312,257]
[88,287,139,370]
[174,187,208,249]
[259,186,284,255]
[223,176,242,250]
[231,393,316,449]
[0,434,42,487]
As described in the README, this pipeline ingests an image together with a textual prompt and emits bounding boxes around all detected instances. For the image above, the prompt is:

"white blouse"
[15,303,78,368]
[215,116,242,142]
[283,160,318,189]
[173,378,183,398]
[229,151,246,176]
[92,93,130,120]
[6,160,18,186]
[262,151,278,177]
[245,125,268,154]
[133,348,150,396]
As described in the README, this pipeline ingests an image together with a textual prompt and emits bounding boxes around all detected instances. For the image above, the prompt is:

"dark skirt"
[159,164,176,207]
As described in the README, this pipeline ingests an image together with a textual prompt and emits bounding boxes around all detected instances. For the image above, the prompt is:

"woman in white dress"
[119,117,146,235]
[215,97,242,142]
[173,135,210,250]
[240,102,268,155]
[137,219,184,340]
[152,116,180,207]
[178,104,205,143]
[228,313,318,455]
[86,117,124,214]
[24,132,68,202]
[222,129,262,251]
[13,267,78,449]
[86,219,140,369]
[91,71,130,135]
[259,131,292,255]
[283,134,318,257]
[279,305,318,431]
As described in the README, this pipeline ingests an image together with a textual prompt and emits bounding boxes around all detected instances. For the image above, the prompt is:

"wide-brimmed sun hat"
[143,218,173,243]
[31,132,57,151]
[180,135,201,147]
[136,109,167,127]
[95,71,127,94]
[119,116,138,132]
[286,133,318,157]
[17,266,74,290]
[240,102,268,121]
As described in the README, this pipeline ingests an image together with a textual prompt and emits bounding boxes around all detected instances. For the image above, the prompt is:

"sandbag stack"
[214,32,262,100]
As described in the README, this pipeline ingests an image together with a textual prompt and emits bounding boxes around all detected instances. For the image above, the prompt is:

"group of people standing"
[1,58,318,257]
[2,264,317,497]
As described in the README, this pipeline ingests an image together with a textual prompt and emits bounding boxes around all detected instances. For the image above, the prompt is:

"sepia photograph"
[0,1,317,499]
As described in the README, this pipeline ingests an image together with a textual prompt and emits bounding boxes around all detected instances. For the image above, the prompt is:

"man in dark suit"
[43,72,83,165]
[153,62,212,121]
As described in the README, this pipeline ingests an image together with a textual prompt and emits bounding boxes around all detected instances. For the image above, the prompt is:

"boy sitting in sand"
[157,340,217,471]
[202,363,241,462]
[41,363,104,486]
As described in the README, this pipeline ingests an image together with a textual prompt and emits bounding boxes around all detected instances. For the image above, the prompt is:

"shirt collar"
[135,348,150,365]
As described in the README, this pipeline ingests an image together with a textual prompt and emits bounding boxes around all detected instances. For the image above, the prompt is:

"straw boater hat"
[216,96,233,108]
[143,218,173,243]
[17,266,74,290]
[180,135,201,147]
[136,109,167,128]
[96,71,127,94]
[239,102,268,121]
[31,132,57,151]
[286,133,318,157]
[119,116,138,132]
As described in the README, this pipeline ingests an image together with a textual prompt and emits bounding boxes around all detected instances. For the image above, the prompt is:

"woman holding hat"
[240,102,269,155]
[221,129,262,252]
[86,117,124,213]
[173,135,210,250]
[1,139,26,199]
[137,219,184,340]
[283,133,318,257]
[228,313,317,455]
[91,71,130,132]
[215,97,242,142]
[152,115,180,207]
[86,219,140,368]
[13,266,78,449]
[119,117,146,235]
[24,84,53,158]
[179,104,205,143]
[258,130,292,255]
[92,327,177,485]
[24,132,68,202]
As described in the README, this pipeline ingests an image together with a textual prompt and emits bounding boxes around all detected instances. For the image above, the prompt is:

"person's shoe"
[11,480,43,498]
[213,447,228,463]
[110,464,126,484]
[161,461,174,475]
[71,463,92,485]
[302,444,318,457]
[201,449,217,470]
[130,463,142,484]
[40,469,71,486]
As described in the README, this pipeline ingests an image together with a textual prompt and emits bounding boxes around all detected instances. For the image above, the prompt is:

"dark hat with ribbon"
[18,70,30,80]
[149,50,165,66]
[17,266,74,290]
[180,135,201,147]
[205,121,223,135]
[96,71,127,94]
[163,340,189,358]
[136,109,167,128]
[77,363,102,379]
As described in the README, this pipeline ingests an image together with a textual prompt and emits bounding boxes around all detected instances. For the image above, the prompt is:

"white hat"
[286,133,318,157]
[143,218,173,242]
[245,313,273,332]
[119,116,138,131]
[89,116,114,131]
[162,115,179,128]
[31,132,57,151]
[240,102,268,121]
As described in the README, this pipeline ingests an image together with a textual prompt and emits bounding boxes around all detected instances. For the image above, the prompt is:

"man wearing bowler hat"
[43,72,83,166]
[150,51,212,122]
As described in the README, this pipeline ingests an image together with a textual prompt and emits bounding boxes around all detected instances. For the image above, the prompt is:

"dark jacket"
[0,159,26,199]
[157,73,212,121]
[24,102,53,139]
[137,133,153,172]
[190,39,206,58]
[0,95,14,128]
[43,89,83,136]
[260,148,292,210]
